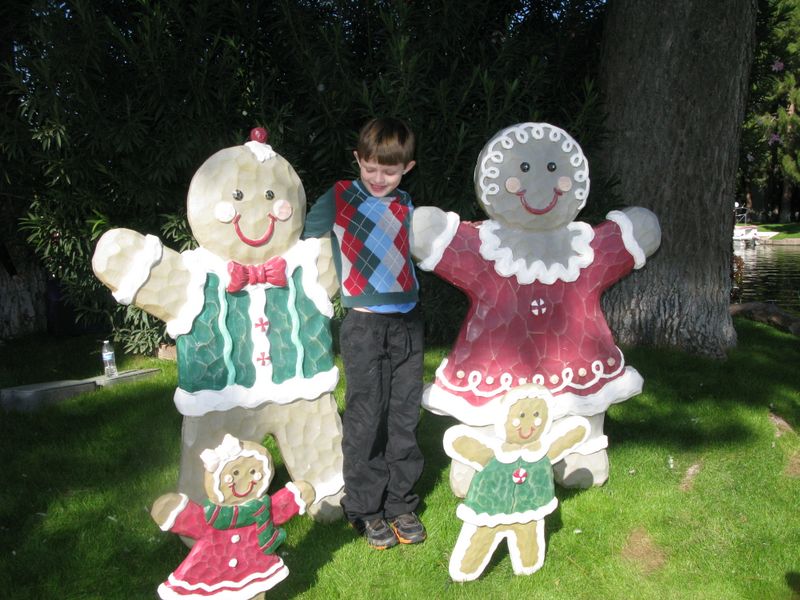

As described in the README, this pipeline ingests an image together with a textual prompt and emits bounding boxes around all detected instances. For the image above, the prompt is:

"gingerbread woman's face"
[187,142,305,264]
[503,396,549,446]
[203,440,273,505]
[474,123,590,232]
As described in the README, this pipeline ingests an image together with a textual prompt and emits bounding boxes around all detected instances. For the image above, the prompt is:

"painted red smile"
[233,213,277,247]
[518,426,535,440]
[229,480,257,498]
[518,187,562,215]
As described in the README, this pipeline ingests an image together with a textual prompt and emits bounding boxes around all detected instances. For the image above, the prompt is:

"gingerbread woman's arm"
[92,228,190,324]
[150,493,207,539]
[315,236,339,299]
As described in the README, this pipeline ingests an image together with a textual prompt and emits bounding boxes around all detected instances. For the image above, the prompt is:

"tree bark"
[596,0,757,358]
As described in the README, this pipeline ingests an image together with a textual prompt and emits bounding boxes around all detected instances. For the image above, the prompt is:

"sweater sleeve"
[301,186,336,239]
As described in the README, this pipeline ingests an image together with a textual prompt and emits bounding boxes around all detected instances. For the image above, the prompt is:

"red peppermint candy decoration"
[512,467,528,484]
[250,127,268,143]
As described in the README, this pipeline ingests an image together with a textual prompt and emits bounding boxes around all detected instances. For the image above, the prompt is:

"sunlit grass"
[1,319,798,599]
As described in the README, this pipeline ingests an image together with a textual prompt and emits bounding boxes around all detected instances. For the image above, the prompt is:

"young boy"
[302,117,426,549]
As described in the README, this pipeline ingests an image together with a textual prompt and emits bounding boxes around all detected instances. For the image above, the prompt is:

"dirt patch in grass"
[621,527,667,575]
[785,452,800,478]
[680,462,702,491]
[769,412,794,437]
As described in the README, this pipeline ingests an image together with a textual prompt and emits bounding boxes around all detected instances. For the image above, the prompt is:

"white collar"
[478,220,595,285]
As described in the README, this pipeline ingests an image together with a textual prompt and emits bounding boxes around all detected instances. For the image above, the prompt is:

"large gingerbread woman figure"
[93,129,343,518]
[412,122,661,491]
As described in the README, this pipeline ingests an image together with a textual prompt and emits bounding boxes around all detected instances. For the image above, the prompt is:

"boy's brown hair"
[356,117,415,165]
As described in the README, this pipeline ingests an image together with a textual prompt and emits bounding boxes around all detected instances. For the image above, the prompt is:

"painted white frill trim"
[159,493,189,531]
[112,234,163,305]
[283,238,334,318]
[173,368,339,417]
[478,220,595,285]
[244,141,277,162]
[416,211,460,271]
[606,210,646,269]
[456,496,558,527]
[285,481,306,515]
[167,247,225,338]
[158,561,289,600]
[423,366,643,425]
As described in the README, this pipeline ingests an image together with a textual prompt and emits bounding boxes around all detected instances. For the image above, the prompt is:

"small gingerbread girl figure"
[150,434,314,600]
[443,385,589,582]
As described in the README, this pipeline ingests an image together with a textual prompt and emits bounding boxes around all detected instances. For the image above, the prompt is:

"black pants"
[339,307,425,523]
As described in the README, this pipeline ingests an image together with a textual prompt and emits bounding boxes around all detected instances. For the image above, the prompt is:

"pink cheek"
[557,176,573,192]
[272,199,293,221]
[505,177,522,194]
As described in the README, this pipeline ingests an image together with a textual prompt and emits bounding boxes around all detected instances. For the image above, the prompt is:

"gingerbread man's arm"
[546,417,591,464]
[92,228,189,324]
[315,236,339,298]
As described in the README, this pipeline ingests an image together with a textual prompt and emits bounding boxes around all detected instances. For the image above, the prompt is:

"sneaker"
[353,517,398,550]
[388,512,427,544]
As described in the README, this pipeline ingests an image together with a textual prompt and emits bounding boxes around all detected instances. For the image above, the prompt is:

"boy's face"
[354,152,415,198]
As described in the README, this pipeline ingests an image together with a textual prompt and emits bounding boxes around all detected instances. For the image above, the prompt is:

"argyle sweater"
[302,180,419,308]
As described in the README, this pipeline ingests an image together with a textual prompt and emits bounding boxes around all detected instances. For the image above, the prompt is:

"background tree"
[596,0,757,358]
[739,0,800,223]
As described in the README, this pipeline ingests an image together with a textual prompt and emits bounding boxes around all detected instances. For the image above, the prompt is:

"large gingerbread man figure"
[93,129,343,519]
[412,122,660,491]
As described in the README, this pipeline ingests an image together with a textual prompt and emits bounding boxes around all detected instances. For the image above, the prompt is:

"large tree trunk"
[596,0,756,358]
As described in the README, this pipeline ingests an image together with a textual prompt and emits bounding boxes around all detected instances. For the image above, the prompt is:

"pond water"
[733,242,800,313]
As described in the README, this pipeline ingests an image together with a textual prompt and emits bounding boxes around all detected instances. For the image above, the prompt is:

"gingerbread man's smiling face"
[187,137,305,264]
[474,123,590,232]
[203,439,274,505]
[503,396,549,446]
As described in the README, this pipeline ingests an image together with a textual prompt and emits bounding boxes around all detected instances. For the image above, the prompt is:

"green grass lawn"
[752,223,800,239]
[1,319,798,599]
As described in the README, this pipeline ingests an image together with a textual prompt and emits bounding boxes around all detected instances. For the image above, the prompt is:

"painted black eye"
[249,468,256,475]
[232,189,244,200]
[546,162,557,172]
[520,412,526,418]
[232,469,240,476]
[534,411,540,417]
[265,190,275,200]
[520,162,530,173]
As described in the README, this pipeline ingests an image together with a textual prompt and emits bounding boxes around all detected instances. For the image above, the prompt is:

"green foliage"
[739,0,800,221]
[4,0,609,350]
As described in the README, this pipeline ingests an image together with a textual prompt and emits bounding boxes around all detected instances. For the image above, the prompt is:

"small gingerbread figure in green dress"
[443,384,589,581]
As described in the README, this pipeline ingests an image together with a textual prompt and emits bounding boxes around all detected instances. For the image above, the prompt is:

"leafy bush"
[6,0,609,351]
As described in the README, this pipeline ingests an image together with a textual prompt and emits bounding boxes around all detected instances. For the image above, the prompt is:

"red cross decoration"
[257,352,271,366]
[254,317,269,332]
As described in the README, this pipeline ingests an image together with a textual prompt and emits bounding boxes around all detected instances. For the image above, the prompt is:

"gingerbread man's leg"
[449,523,507,582]
[553,412,609,488]
[506,520,546,575]
[177,399,344,521]
[262,394,344,521]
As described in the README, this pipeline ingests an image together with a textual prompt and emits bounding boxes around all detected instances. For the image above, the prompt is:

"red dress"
[422,216,644,426]
[157,487,302,599]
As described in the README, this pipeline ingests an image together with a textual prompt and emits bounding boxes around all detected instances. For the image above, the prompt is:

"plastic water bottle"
[102,340,118,378]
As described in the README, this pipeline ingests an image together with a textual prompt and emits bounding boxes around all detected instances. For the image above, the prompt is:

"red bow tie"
[227,256,288,293]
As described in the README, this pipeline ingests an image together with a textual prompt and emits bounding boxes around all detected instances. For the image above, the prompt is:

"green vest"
[176,268,334,393]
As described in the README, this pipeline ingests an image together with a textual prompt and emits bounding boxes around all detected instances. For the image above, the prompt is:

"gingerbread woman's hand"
[411,206,460,270]
[450,434,494,469]
[150,492,186,529]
